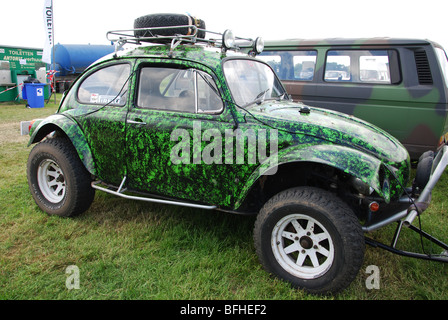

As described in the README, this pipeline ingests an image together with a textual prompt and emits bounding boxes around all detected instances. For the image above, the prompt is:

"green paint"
[29,42,411,213]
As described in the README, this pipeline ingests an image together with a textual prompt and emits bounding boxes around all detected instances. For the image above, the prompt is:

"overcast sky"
[1,0,447,52]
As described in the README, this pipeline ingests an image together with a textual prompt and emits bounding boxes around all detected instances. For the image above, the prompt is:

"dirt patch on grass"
[0,122,29,146]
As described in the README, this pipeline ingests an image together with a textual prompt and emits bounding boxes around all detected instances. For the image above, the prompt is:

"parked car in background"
[259,38,448,160]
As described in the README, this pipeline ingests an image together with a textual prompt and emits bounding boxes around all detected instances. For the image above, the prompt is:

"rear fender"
[28,114,96,175]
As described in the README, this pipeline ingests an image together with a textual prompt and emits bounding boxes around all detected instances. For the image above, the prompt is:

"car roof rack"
[106,25,264,56]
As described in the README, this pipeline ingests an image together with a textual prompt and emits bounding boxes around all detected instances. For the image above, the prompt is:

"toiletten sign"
[0,47,44,71]
[42,0,53,64]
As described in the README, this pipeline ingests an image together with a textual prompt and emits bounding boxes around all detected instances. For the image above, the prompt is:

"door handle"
[127,119,147,125]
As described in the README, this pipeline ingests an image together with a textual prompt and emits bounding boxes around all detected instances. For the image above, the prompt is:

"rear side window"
[324,50,401,84]
[258,50,317,81]
[78,64,131,106]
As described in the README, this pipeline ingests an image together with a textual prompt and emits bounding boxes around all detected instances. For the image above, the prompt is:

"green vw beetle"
[26,14,448,294]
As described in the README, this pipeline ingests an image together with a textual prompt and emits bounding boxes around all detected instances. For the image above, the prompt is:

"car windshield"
[223,59,287,107]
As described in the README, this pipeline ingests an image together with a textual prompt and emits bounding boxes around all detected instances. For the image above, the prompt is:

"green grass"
[1,97,448,300]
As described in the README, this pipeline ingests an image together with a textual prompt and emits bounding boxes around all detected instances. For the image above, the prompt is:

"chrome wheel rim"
[37,159,66,203]
[271,213,334,279]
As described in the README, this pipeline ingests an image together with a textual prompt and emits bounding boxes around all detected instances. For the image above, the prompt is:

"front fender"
[235,144,388,209]
[28,114,96,175]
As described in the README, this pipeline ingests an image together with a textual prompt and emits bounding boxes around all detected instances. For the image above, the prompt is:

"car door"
[71,62,132,185]
[125,62,237,206]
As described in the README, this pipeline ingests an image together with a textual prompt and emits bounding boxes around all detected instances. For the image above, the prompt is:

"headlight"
[351,177,374,196]
[222,29,235,49]
[382,176,391,203]
[254,37,264,54]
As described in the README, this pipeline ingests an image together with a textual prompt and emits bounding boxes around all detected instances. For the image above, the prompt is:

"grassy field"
[1,96,448,301]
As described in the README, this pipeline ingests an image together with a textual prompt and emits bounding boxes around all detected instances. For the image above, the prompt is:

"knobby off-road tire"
[134,13,206,43]
[253,187,365,294]
[27,137,95,217]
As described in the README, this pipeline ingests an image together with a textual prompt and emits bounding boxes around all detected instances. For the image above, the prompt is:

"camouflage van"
[259,38,448,160]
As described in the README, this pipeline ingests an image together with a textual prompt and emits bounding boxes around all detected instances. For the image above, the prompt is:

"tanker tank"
[52,43,115,76]
[49,43,114,92]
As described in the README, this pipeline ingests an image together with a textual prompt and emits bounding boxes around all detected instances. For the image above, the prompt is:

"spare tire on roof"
[134,13,206,43]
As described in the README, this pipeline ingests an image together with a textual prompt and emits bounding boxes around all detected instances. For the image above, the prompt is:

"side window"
[325,53,351,81]
[78,64,130,106]
[258,51,317,81]
[138,68,195,112]
[137,66,223,114]
[435,48,448,88]
[359,52,391,83]
[197,71,223,113]
[325,50,399,84]
[293,52,317,80]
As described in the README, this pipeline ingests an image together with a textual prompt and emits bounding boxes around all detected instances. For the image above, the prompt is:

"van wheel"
[253,187,364,294]
[27,137,95,217]
[134,13,206,42]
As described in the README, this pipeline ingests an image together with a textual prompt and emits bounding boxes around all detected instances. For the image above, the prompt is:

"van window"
[325,54,351,81]
[258,50,317,81]
[360,53,390,83]
[435,48,448,88]
[324,50,398,84]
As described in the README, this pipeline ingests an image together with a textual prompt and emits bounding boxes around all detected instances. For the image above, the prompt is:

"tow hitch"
[365,145,448,263]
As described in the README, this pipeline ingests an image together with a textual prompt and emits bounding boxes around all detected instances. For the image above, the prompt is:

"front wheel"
[253,187,364,294]
[27,137,95,217]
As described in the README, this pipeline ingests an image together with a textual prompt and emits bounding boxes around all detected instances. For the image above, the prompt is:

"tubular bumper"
[363,145,448,233]
[364,145,448,263]
[403,145,448,227]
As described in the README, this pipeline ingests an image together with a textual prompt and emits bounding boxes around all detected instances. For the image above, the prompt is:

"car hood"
[246,100,409,163]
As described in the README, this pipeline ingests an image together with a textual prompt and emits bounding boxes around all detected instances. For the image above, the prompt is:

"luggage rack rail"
[106,25,264,55]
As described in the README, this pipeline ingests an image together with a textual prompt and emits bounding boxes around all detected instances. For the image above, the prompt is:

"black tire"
[27,137,95,217]
[415,150,434,190]
[253,187,365,295]
[134,13,206,43]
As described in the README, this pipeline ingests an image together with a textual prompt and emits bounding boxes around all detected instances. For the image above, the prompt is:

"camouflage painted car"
[259,38,448,160]
[26,14,448,294]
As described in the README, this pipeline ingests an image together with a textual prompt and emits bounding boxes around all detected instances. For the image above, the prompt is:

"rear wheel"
[27,137,95,217]
[253,187,365,294]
